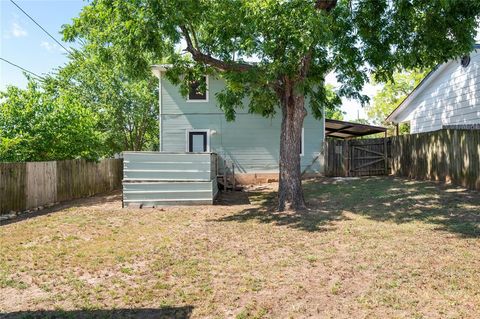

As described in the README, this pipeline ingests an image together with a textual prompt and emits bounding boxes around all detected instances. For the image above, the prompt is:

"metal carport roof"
[325,119,387,139]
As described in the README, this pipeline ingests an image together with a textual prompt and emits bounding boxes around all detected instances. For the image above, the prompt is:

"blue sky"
[3,0,427,121]
[0,0,371,120]
[1,0,84,90]
[2,1,479,122]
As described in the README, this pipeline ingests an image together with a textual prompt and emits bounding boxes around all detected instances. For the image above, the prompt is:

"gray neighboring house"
[387,45,480,133]
[151,65,325,182]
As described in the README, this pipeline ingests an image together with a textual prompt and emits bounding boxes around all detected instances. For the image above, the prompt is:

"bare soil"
[1,177,479,318]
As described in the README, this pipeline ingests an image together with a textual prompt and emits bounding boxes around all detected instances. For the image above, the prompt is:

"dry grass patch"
[1,177,479,318]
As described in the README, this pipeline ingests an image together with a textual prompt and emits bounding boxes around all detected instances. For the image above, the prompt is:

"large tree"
[63,0,480,211]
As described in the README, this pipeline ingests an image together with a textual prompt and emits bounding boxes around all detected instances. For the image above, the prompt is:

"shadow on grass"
[306,177,480,237]
[214,187,350,232]
[0,306,193,319]
[0,191,122,227]
[216,177,479,237]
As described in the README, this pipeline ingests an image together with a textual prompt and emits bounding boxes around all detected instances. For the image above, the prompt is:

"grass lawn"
[1,177,479,318]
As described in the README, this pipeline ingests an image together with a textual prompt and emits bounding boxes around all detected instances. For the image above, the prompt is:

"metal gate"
[325,138,390,177]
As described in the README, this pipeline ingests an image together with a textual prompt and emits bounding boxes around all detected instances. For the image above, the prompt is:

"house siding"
[397,51,480,133]
[160,76,325,174]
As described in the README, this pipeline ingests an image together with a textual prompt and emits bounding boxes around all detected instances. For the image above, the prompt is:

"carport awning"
[325,119,387,139]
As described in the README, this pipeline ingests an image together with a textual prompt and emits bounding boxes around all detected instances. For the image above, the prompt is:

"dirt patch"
[1,177,479,318]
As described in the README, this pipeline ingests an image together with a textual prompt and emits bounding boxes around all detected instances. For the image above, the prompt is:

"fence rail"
[0,158,123,216]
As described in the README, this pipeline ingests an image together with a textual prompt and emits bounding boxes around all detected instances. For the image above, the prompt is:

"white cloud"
[40,41,60,52]
[11,22,27,37]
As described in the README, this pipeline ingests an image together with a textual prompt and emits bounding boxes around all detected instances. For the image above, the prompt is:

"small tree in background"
[367,69,428,135]
[0,46,159,162]
[0,78,102,162]
[58,49,159,155]
[324,84,345,120]
[63,0,480,211]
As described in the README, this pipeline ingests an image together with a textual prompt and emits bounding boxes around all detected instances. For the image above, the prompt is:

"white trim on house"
[158,71,163,152]
[185,129,211,153]
[300,127,304,157]
[386,45,480,124]
[151,64,170,76]
[386,63,450,123]
[186,75,209,103]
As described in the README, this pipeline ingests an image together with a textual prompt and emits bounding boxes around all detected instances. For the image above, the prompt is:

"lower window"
[187,130,209,152]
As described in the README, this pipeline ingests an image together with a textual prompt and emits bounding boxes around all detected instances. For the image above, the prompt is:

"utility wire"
[10,0,72,54]
[0,57,45,80]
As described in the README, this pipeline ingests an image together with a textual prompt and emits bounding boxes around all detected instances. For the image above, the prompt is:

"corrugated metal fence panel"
[123,152,214,181]
[123,180,216,205]
[122,152,218,206]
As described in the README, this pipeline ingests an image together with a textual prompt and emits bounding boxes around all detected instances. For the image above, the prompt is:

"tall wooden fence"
[0,159,123,216]
[391,129,480,191]
[325,138,391,177]
[325,129,479,191]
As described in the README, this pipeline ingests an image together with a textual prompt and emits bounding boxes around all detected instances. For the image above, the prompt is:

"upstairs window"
[187,76,208,102]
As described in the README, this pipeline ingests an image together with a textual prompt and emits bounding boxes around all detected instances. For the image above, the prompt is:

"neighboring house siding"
[160,76,324,173]
[397,51,480,134]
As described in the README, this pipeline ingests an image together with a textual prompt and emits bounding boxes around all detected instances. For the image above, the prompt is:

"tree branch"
[300,50,313,80]
[315,0,338,12]
[188,24,200,50]
[180,25,253,72]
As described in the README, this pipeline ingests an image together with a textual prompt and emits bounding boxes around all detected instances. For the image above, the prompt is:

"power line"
[0,57,45,80]
[9,0,72,54]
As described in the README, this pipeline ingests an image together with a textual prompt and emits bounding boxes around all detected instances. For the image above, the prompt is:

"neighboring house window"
[187,76,208,102]
[186,129,210,152]
[461,55,471,68]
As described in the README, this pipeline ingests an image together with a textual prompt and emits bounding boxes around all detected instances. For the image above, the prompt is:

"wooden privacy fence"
[325,138,391,177]
[325,129,479,191]
[0,158,123,216]
[390,129,480,191]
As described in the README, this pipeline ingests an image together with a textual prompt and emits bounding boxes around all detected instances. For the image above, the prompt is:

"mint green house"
[121,65,325,207]
[151,65,325,179]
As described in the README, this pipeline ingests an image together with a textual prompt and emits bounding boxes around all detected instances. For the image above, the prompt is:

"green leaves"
[0,41,159,162]
[367,69,428,126]
[0,77,102,162]
[57,48,159,154]
[61,0,480,120]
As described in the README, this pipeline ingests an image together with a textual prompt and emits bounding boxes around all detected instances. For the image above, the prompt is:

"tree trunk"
[277,78,307,212]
